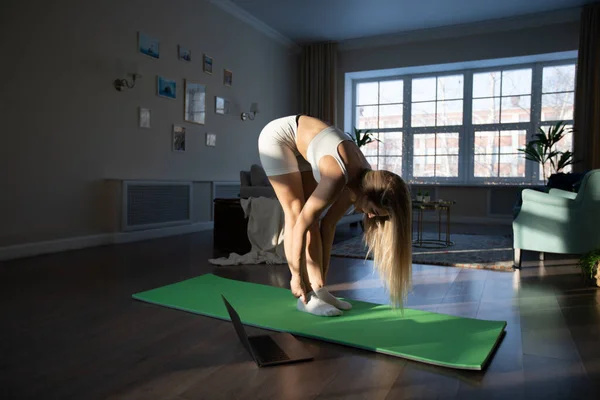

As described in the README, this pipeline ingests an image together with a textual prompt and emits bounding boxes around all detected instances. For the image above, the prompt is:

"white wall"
[0,0,299,247]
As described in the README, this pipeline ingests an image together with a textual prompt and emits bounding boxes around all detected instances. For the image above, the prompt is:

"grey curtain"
[300,42,337,125]
[574,3,600,171]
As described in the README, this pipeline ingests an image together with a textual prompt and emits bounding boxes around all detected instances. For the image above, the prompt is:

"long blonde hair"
[359,169,412,309]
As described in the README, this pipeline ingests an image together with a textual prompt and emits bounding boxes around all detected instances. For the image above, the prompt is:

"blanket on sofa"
[208,197,287,266]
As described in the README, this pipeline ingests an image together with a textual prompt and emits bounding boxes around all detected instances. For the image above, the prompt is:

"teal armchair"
[512,169,600,268]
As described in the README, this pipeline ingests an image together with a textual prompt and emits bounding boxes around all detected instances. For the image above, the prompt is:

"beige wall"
[0,0,299,247]
[336,16,581,223]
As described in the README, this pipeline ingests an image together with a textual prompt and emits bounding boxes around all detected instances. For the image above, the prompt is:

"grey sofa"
[240,164,363,228]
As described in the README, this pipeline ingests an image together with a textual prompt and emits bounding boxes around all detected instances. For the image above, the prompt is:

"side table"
[213,198,251,254]
[412,200,456,248]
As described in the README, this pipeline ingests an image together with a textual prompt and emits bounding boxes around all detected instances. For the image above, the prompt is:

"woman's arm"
[320,188,355,278]
[290,172,346,299]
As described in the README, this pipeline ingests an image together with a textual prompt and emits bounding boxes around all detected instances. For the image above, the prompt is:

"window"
[349,56,576,185]
[472,68,531,179]
[356,79,404,176]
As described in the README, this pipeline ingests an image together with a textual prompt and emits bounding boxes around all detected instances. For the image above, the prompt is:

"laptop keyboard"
[251,335,290,362]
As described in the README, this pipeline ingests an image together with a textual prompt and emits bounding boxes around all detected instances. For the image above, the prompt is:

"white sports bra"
[305,125,352,183]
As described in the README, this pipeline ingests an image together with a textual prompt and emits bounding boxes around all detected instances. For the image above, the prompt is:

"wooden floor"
[1,227,599,400]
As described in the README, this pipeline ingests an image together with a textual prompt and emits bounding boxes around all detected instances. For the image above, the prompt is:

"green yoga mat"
[132,274,506,370]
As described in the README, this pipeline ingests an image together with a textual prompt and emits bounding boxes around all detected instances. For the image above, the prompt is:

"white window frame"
[347,53,577,186]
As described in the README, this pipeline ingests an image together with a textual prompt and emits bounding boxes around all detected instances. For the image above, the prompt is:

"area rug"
[330,234,514,271]
[132,273,506,370]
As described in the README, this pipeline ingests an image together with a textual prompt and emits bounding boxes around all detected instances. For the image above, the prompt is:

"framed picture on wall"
[215,96,230,115]
[139,107,151,128]
[172,125,186,152]
[178,45,191,62]
[157,76,177,99]
[223,69,232,86]
[138,32,160,59]
[203,54,213,74]
[184,80,206,125]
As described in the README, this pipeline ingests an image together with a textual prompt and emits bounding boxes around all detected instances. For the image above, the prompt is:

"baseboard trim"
[0,222,214,262]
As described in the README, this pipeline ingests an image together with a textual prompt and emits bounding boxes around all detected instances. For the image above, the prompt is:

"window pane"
[356,82,378,105]
[499,130,526,153]
[379,131,402,155]
[472,97,500,124]
[474,131,499,154]
[413,134,435,156]
[436,133,459,155]
[474,154,497,177]
[436,100,463,126]
[412,77,436,102]
[379,80,403,104]
[541,92,574,121]
[379,104,403,128]
[436,155,459,177]
[380,156,403,175]
[411,101,436,127]
[413,155,435,177]
[499,154,525,178]
[361,135,379,157]
[356,105,378,129]
[437,75,463,100]
[473,71,501,98]
[542,65,576,93]
[502,69,532,96]
[366,156,379,170]
[555,125,573,153]
[501,95,531,123]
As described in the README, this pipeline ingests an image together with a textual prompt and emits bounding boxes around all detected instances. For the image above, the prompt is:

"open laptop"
[221,295,314,367]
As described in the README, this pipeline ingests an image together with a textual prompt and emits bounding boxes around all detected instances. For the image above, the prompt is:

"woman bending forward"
[258,115,412,316]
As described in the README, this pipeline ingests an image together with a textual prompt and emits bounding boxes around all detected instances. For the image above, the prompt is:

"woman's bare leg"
[300,170,324,290]
[267,171,307,289]
[268,171,341,317]
[300,171,352,311]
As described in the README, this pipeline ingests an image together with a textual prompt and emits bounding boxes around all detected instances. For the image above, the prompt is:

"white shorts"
[258,115,312,177]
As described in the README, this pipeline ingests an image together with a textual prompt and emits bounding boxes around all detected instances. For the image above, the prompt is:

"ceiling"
[228,0,595,44]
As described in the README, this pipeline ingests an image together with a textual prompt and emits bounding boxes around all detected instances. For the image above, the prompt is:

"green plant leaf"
[556,151,576,172]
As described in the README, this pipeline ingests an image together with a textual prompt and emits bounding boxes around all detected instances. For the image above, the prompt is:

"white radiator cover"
[122,180,193,231]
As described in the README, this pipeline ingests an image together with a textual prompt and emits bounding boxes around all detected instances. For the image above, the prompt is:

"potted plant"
[416,189,423,202]
[518,121,577,185]
[423,191,430,203]
[347,127,381,149]
[579,248,600,287]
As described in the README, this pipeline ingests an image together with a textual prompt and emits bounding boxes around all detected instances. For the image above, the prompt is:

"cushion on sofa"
[250,164,270,187]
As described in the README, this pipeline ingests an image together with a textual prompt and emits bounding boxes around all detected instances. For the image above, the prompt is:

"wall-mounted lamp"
[241,102,259,121]
[114,73,142,91]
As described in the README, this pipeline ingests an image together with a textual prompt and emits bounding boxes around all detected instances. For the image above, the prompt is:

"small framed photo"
[178,45,191,62]
[157,76,176,99]
[206,132,216,147]
[223,69,232,86]
[138,32,159,59]
[215,96,230,115]
[184,80,206,125]
[139,107,151,128]
[203,54,213,74]
[172,125,186,152]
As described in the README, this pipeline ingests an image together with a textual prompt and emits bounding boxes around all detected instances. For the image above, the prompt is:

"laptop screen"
[221,295,253,355]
